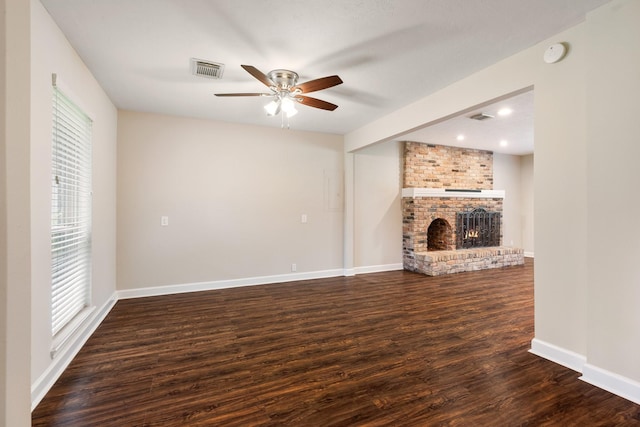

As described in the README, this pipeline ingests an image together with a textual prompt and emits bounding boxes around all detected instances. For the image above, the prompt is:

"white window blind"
[51,83,93,336]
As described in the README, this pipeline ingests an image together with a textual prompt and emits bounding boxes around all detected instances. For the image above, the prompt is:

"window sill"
[50,306,95,359]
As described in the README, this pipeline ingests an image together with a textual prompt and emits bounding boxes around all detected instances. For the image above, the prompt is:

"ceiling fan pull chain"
[280,111,292,130]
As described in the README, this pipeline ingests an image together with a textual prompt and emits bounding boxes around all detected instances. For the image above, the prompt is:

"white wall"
[2,0,32,424]
[353,141,403,270]
[520,154,534,255]
[0,0,6,416]
[585,0,640,384]
[345,0,640,403]
[493,153,523,248]
[30,0,118,405]
[117,111,344,291]
[533,23,589,362]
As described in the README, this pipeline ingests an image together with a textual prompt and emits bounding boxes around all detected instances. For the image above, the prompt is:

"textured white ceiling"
[40,0,608,152]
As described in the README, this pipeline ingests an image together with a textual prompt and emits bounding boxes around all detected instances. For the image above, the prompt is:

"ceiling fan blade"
[297,95,339,111]
[293,75,343,94]
[214,93,270,97]
[241,65,274,88]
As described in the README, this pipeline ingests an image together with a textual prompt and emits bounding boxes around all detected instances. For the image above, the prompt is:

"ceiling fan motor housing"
[268,69,299,90]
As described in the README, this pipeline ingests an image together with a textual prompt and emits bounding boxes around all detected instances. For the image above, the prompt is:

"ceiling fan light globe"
[286,107,298,118]
[264,100,280,116]
[281,96,296,114]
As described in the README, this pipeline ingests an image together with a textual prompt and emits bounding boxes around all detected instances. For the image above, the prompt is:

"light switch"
[161,216,169,226]
[301,214,308,223]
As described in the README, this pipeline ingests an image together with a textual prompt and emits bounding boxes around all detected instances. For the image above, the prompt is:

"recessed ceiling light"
[500,140,508,147]
[456,134,465,141]
[497,108,513,116]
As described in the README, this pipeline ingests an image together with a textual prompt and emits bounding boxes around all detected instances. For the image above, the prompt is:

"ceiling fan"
[215,65,343,118]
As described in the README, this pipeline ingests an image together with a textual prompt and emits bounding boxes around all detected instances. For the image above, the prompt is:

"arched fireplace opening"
[427,218,452,251]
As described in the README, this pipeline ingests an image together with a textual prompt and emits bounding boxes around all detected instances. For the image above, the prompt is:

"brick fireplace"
[402,142,524,276]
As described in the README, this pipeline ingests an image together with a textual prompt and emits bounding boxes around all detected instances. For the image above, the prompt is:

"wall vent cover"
[191,58,225,79]
[469,113,494,121]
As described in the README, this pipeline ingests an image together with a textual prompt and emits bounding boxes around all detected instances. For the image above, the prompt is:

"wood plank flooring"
[32,260,640,426]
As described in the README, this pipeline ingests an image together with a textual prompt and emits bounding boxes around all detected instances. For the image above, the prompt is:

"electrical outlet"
[291,263,297,272]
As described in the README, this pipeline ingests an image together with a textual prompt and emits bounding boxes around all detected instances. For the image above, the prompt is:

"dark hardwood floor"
[32,259,640,426]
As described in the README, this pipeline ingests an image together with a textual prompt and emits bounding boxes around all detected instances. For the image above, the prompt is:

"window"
[51,81,93,337]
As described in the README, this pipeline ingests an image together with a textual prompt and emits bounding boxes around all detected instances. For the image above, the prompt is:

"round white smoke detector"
[543,43,567,64]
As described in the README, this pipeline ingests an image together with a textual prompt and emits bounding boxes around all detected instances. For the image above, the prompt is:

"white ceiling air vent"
[469,113,494,121]
[191,58,225,79]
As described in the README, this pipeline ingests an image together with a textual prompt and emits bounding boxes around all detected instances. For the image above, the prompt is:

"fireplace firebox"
[455,208,500,248]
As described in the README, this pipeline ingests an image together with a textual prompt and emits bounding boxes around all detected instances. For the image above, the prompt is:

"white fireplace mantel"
[402,188,505,199]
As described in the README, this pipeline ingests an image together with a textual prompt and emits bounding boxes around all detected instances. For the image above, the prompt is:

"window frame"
[50,80,93,347]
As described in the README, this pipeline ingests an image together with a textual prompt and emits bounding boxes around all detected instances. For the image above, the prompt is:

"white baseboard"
[354,263,403,274]
[581,364,640,405]
[529,338,586,373]
[530,338,640,406]
[524,251,534,258]
[31,293,117,410]
[117,268,346,299]
[343,268,356,277]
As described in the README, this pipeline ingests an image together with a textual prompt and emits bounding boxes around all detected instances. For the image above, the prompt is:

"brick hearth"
[413,247,524,276]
